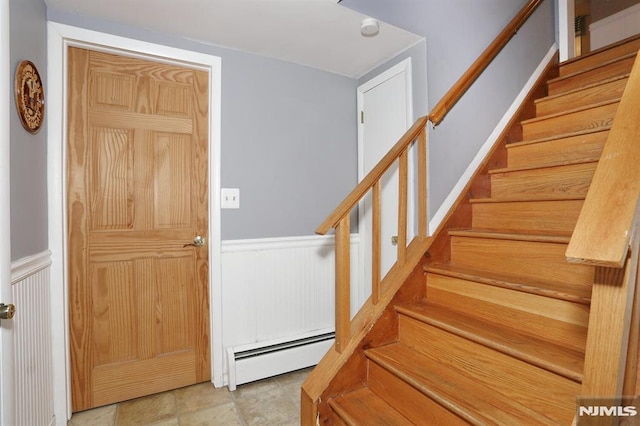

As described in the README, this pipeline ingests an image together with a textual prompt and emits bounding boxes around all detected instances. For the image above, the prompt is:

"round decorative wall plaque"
[14,60,45,134]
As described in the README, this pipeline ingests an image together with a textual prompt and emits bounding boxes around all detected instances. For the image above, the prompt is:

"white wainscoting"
[221,234,360,387]
[11,251,54,426]
[590,3,640,51]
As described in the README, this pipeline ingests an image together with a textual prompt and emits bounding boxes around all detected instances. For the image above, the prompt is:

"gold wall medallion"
[15,60,45,134]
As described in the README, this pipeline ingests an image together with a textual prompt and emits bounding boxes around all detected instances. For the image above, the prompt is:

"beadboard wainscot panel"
[221,234,360,384]
[590,3,640,51]
[11,250,54,426]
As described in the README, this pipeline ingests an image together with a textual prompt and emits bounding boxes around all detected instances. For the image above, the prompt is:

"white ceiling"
[45,0,423,78]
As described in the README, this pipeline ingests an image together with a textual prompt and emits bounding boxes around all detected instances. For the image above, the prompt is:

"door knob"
[184,235,206,248]
[0,303,15,320]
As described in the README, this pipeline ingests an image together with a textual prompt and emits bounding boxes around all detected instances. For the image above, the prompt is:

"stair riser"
[536,77,627,116]
[491,163,596,198]
[367,345,557,424]
[472,199,583,234]
[559,38,640,76]
[548,56,635,95]
[330,412,348,426]
[506,131,607,169]
[368,362,467,425]
[328,390,411,426]
[450,235,595,285]
[427,280,586,352]
[397,317,580,424]
[397,302,585,381]
[522,102,618,140]
[427,271,590,330]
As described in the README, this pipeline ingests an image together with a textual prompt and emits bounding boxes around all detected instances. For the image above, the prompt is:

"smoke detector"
[361,18,380,37]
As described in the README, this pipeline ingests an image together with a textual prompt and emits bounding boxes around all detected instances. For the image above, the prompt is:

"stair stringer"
[300,53,561,426]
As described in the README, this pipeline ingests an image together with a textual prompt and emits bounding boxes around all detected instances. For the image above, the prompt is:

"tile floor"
[68,367,311,426]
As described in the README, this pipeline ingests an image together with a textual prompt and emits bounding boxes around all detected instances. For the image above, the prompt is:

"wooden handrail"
[566,52,640,267]
[315,115,429,235]
[428,0,544,126]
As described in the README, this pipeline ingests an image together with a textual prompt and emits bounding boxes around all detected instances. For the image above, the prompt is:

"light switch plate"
[221,188,240,209]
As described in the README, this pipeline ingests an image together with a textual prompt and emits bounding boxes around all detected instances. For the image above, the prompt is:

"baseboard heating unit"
[226,331,335,391]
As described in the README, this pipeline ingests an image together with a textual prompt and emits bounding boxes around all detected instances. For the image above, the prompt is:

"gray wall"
[10,0,48,261]
[221,53,356,240]
[341,0,556,218]
[427,0,555,216]
[47,9,358,241]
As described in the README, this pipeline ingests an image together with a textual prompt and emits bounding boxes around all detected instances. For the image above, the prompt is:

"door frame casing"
[47,22,223,422]
[0,0,14,424]
[558,0,575,61]
[356,57,413,308]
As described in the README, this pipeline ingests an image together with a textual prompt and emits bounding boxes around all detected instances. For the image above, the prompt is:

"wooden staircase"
[311,36,640,425]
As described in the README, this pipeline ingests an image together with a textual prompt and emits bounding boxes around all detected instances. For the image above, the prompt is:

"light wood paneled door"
[67,47,210,412]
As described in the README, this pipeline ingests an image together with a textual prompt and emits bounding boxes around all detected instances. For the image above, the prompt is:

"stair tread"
[449,229,571,243]
[539,72,629,101]
[548,51,637,84]
[425,260,591,304]
[534,76,627,117]
[470,194,584,204]
[395,302,585,382]
[522,101,617,141]
[547,54,635,97]
[507,127,610,148]
[520,98,619,125]
[471,198,584,234]
[535,73,629,105]
[505,130,607,170]
[448,230,594,288]
[329,387,412,426]
[560,33,640,67]
[488,159,598,175]
[365,343,568,425]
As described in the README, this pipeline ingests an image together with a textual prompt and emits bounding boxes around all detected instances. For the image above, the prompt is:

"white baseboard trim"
[429,44,558,234]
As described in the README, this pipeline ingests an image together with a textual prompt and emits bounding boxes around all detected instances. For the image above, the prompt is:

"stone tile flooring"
[68,368,311,425]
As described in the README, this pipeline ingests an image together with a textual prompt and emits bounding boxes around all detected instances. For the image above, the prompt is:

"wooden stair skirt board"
[307,33,640,426]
